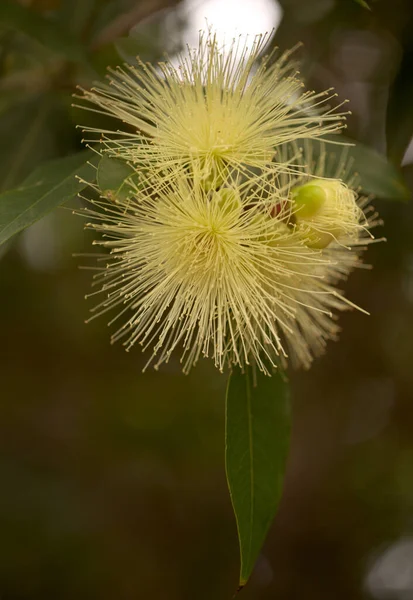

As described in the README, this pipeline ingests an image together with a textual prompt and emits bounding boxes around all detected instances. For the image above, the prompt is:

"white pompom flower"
[78,30,347,186]
[80,155,380,374]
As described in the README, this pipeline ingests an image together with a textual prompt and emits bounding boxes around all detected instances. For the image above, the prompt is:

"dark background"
[1,0,413,598]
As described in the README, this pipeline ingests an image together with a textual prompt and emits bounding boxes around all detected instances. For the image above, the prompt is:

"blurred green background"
[1,0,413,598]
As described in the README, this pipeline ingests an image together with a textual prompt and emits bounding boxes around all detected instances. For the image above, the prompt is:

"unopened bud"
[291,178,362,249]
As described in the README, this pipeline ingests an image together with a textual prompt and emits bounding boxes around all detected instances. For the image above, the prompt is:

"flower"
[77,29,382,374]
[78,30,347,186]
[81,154,379,374]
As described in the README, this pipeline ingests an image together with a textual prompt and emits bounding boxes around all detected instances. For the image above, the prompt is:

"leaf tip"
[233,583,245,597]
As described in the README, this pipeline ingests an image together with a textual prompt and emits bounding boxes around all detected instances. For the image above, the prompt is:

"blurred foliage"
[0,151,97,244]
[1,0,413,599]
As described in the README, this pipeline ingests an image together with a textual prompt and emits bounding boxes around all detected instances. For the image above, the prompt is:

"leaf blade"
[0,97,56,192]
[354,0,372,9]
[310,137,410,201]
[0,150,97,246]
[349,142,410,200]
[225,367,290,588]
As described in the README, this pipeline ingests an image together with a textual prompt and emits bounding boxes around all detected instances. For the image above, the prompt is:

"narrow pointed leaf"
[310,137,410,200]
[0,151,97,246]
[225,367,290,588]
[0,98,55,192]
[354,0,372,9]
[348,142,410,200]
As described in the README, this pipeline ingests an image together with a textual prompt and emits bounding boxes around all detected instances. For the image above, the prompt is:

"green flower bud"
[291,178,362,249]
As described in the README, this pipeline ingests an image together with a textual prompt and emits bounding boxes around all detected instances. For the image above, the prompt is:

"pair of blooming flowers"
[78,31,378,375]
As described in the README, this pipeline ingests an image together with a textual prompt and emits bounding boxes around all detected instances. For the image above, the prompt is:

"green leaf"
[346,142,410,200]
[0,0,87,63]
[225,367,290,589]
[97,156,140,201]
[311,137,410,201]
[0,97,56,192]
[0,150,98,246]
[354,0,372,9]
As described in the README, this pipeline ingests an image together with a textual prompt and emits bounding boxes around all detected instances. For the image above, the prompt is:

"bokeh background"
[1,0,413,598]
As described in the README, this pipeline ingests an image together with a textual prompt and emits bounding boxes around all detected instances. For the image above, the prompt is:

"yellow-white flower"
[78,30,347,185]
[76,28,382,374]
[81,158,378,374]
